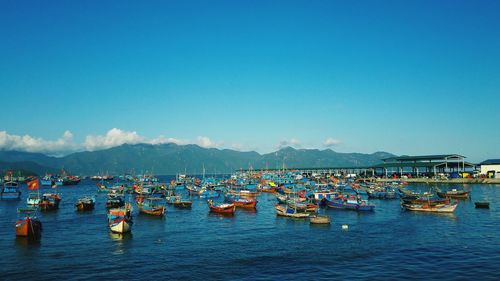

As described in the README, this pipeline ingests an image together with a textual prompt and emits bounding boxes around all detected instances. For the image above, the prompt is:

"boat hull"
[15,217,42,238]
[402,203,458,213]
[109,218,132,233]
[233,199,257,209]
[139,206,165,216]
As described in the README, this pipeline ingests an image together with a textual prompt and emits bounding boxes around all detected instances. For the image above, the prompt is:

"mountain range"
[0,143,394,176]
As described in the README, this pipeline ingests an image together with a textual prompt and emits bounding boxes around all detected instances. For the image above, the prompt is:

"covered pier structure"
[372,154,476,178]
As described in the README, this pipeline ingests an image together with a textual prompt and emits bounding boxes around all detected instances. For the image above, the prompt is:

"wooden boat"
[401,196,449,206]
[15,208,42,239]
[75,196,96,211]
[310,214,331,224]
[474,202,490,209]
[207,199,235,214]
[275,204,310,218]
[173,197,192,208]
[39,193,61,211]
[138,197,165,216]
[402,201,458,213]
[232,198,257,209]
[325,196,375,211]
[1,181,21,200]
[108,203,133,233]
[106,194,125,208]
[436,189,470,199]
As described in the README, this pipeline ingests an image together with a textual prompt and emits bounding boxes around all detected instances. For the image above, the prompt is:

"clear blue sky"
[1,0,499,162]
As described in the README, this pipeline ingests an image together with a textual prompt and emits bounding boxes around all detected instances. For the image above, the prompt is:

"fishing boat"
[310,214,331,224]
[106,194,125,208]
[207,199,235,214]
[1,181,21,200]
[138,197,165,216]
[436,188,470,199]
[173,197,192,208]
[15,208,42,239]
[402,200,458,213]
[274,204,310,218]
[39,193,61,211]
[40,174,55,186]
[75,196,96,211]
[26,192,42,206]
[325,196,375,211]
[474,202,490,209]
[108,203,133,233]
[232,197,258,209]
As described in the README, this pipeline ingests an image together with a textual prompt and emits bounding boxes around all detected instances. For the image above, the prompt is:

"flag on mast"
[27,178,40,190]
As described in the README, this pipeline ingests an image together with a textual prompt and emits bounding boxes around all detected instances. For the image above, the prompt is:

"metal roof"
[382,154,465,162]
[372,161,476,169]
[479,159,500,165]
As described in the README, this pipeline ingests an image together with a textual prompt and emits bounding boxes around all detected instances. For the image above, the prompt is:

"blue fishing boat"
[325,196,375,211]
[1,181,21,200]
[40,174,55,186]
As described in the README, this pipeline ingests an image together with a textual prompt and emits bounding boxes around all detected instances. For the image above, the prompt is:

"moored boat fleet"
[2,170,482,241]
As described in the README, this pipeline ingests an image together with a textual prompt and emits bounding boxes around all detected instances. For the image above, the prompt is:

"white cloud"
[278,138,301,149]
[0,128,231,155]
[196,136,223,148]
[0,130,78,156]
[231,143,243,150]
[323,137,341,147]
[149,136,189,145]
[84,128,144,151]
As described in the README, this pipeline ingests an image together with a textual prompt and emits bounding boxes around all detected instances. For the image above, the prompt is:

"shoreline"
[373,178,500,184]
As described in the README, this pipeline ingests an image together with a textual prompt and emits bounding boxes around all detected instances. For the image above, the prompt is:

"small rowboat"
[310,214,331,224]
[208,200,235,214]
[474,202,490,209]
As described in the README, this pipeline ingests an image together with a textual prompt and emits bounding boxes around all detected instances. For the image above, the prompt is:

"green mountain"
[0,144,394,175]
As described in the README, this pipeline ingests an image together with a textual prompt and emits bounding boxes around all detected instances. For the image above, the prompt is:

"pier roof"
[479,159,500,165]
[382,154,465,162]
[372,161,476,169]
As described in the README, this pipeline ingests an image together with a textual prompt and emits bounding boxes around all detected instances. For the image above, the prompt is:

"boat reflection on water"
[15,236,41,248]
[109,231,133,241]
[207,212,236,219]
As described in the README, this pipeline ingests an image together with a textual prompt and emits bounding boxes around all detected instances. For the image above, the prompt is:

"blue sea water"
[1,179,499,280]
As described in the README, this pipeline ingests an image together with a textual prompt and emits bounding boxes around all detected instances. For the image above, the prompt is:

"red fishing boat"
[15,208,42,239]
[208,200,235,214]
[232,198,257,209]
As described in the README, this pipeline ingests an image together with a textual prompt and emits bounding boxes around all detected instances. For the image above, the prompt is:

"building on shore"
[479,159,500,178]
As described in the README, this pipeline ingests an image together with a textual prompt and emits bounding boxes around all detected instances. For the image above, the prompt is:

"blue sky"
[0,0,499,162]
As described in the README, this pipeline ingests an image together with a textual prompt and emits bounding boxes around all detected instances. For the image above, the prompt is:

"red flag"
[27,179,40,190]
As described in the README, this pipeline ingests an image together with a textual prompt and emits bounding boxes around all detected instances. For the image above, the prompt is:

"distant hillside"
[0,160,58,176]
[0,144,395,175]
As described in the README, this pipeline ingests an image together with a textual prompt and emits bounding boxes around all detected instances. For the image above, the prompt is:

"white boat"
[109,218,131,233]
[108,204,133,233]
[27,192,41,206]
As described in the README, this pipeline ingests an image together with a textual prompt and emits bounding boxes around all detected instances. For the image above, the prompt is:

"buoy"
[342,224,349,230]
